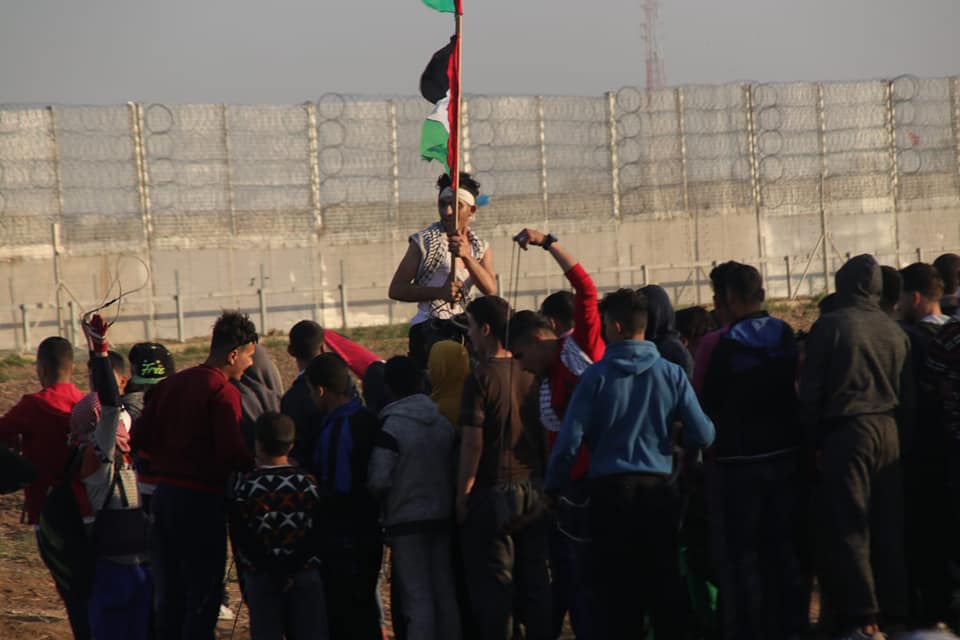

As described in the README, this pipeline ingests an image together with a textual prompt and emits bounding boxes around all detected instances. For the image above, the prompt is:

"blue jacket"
[545,340,715,491]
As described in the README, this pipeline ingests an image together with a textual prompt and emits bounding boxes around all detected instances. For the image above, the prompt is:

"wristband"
[542,233,558,251]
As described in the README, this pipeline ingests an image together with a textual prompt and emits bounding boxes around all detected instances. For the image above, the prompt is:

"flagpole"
[452,8,463,231]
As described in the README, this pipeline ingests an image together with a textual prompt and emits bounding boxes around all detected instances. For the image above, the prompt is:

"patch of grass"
[343,324,408,343]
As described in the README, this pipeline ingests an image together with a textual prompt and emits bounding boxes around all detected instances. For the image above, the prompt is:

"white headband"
[439,186,477,208]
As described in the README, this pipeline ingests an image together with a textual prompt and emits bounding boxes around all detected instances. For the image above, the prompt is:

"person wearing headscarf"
[640,284,694,378]
[233,344,284,453]
[428,340,470,430]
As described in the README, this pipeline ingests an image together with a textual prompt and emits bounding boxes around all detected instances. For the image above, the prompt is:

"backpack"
[36,449,95,599]
[37,448,149,600]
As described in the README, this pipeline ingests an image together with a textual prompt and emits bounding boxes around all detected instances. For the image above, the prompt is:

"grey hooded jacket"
[798,254,914,441]
[368,394,456,532]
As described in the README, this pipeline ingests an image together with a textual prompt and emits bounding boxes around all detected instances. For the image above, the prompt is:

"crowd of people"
[0,171,959,640]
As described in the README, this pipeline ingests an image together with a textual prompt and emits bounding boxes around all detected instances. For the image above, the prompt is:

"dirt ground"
[0,302,820,639]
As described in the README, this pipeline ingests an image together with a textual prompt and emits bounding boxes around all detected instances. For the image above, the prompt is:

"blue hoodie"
[545,340,715,491]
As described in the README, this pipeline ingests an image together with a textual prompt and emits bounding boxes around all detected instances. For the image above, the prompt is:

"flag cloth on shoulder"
[421,0,461,14]
[419,35,459,175]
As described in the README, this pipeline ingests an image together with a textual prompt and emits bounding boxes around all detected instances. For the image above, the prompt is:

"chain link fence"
[0,76,959,348]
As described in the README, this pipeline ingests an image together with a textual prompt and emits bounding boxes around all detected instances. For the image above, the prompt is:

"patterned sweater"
[229,465,322,575]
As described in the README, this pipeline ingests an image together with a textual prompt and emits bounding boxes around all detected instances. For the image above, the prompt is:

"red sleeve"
[566,264,604,362]
[0,397,33,449]
[212,385,255,473]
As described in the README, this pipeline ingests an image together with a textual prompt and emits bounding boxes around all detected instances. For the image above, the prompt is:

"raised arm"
[516,228,603,359]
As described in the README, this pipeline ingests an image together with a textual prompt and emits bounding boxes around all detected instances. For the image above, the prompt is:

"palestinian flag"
[419,35,460,175]
[421,0,462,14]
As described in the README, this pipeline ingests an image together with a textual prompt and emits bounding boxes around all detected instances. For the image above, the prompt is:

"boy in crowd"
[305,353,383,640]
[934,253,960,317]
[457,295,552,640]
[282,320,327,464]
[698,263,807,639]
[799,255,912,639]
[899,263,952,626]
[546,288,715,639]
[230,412,327,640]
[675,305,714,359]
[0,336,86,637]
[509,228,602,639]
[131,311,257,639]
[368,355,460,640]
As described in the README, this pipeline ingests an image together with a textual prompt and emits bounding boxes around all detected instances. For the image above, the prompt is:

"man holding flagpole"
[390,0,497,369]
[389,172,496,369]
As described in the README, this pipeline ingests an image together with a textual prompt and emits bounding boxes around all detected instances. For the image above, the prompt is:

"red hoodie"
[0,382,85,524]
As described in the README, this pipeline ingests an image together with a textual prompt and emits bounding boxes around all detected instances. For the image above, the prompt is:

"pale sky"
[1,0,957,104]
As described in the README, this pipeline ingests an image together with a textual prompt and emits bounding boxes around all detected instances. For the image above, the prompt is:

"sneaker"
[218,604,235,621]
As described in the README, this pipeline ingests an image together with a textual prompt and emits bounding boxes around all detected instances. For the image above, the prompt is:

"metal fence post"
[174,270,185,343]
[339,259,349,330]
[130,102,158,340]
[816,83,831,294]
[917,247,924,263]
[536,95,552,296]
[389,100,401,226]
[606,92,621,220]
[951,77,960,198]
[642,264,649,287]
[222,104,238,236]
[51,223,64,337]
[745,85,763,262]
[784,255,793,299]
[886,80,903,267]
[258,288,268,335]
[306,103,323,232]
[49,105,67,336]
[20,304,30,352]
[67,301,78,346]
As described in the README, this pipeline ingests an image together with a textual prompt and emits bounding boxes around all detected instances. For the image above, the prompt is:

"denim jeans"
[243,569,328,640]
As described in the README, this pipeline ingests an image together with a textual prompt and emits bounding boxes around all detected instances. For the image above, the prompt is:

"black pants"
[409,319,467,371]
[713,455,808,640]
[150,484,227,640]
[817,415,908,632]
[590,473,689,639]
[460,482,552,640]
[320,533,383,640]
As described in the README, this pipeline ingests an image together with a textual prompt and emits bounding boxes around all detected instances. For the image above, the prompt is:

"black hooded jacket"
[798,255,914,441]
[640,285,694,378]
